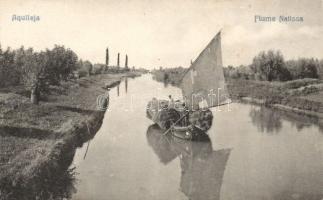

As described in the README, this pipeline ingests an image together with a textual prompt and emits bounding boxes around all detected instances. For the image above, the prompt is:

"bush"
[77,70,88,78]
[224,65,253,80]
[151,66,187,86]
[286,58,319,79]
[250,50,291,81]
[0,46,21,87]
[43,45,78,83]
[92,64,105,74]
[76,60,92,76]
[318,60,323,79]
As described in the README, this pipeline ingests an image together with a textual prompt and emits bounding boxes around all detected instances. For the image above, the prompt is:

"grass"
[226,79,323,115]
[0,72,141,198]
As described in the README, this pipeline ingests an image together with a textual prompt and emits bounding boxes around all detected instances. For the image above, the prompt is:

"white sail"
[180,31,230,110]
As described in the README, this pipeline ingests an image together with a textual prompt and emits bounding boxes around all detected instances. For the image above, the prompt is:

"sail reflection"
[146,124,231,200]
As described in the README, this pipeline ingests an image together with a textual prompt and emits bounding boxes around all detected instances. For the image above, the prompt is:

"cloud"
[222,24,323,66]
[1,0,323,68]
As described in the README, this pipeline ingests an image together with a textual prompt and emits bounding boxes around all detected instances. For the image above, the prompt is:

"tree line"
[0,45,138,104]
[152,66,187,86]
[0,45,80,103]
[151,50,323,87]
[224,50,323,81]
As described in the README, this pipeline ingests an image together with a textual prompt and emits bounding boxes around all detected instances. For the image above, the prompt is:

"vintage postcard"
[1,0,323,199]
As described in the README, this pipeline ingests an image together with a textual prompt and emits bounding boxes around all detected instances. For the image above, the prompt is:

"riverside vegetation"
[152,50,323,120]
[0,45,144,199]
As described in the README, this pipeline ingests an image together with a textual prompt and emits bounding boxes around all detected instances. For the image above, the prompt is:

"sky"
[1,0,323,69]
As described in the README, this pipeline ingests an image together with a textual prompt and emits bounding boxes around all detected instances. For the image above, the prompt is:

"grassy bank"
[227,79,323,122]
[227,79,323,106]
[151,70,323,121]
[0,71,141,199]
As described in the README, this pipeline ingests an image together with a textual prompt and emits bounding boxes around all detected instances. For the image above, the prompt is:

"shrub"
[224,65,253,80]
[151,66,187,86]
[77,70,88,78]
[0,46,21,87]
[92,64,105,74]
[286,58,319,79]
[250,50,292,81]
[76,60,92,76]
[43,45,78,83]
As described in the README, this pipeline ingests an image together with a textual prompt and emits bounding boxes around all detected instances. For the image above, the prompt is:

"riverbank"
[227,79,323,126]
[0,72,141,199]
[151,71,323,125]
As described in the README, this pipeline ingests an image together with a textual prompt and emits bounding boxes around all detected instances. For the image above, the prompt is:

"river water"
[70,74,323,200]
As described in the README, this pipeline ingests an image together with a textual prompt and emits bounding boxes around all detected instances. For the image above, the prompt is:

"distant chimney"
[105,47,109,70]
[125,54,128,69]
[117,53,120,68]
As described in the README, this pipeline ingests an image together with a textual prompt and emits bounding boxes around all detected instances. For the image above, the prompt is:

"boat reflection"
[146,124,231,200]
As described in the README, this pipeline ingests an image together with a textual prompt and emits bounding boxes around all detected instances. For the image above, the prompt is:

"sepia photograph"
[1,0,323,199]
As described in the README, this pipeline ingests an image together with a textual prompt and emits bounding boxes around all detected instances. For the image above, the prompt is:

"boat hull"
[146,99,213,140]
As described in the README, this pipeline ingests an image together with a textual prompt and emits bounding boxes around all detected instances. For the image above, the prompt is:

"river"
[70,74,323,200]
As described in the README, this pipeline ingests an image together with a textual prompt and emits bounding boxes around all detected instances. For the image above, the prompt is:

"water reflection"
[278,109,320,132]
[147,124,231,200]
[249,105,323,134]
[69,75,323,199]
[125,77,128,93]
[249,106,282,134]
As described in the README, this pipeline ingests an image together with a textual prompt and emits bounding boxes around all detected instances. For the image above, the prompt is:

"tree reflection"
[279,110,316,132]
[249,105,323,134]
[249,106,282,134]
[319,124,323,133]
[125,78,128,93]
